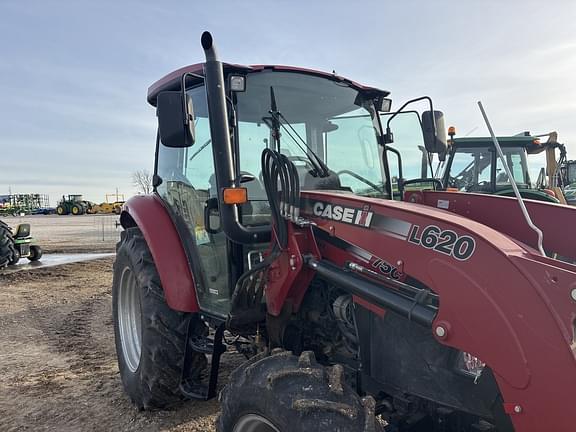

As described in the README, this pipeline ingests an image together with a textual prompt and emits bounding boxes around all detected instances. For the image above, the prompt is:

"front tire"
[28,245,42,261]
[112,227,207,409]
[217,349,382,432]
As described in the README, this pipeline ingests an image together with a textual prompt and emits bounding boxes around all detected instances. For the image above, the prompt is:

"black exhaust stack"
[201,31,270,244]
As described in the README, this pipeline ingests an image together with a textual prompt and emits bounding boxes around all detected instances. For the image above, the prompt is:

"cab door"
[155,85,231,317]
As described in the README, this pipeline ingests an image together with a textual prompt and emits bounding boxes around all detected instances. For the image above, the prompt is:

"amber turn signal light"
[223,187,248,204]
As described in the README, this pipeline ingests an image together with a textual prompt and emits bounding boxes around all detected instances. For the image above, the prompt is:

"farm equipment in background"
[0,221,42,267]
[112,32,576,432]
[441,130,570,204]
[0,194,52,216]
[88,193,126,215]
[56,194,93,215]
[8,223,42,265]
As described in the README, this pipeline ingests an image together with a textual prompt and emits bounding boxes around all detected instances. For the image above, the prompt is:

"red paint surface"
[288,190,576,432]
[266,224,320,316]
[122,195,199,312]
[353,295,387,318]
[406,190,576,261]
[147,63,387,106]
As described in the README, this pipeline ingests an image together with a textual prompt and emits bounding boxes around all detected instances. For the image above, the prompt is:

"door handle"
[204,197,221,234]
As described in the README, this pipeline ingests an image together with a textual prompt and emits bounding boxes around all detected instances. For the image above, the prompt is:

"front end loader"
[112,32,576,432]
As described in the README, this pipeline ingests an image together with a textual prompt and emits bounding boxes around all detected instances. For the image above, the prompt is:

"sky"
[1,0,575,204]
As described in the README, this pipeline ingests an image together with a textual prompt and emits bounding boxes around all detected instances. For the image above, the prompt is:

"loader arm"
[266,189,576,432]
[406,190,576,260]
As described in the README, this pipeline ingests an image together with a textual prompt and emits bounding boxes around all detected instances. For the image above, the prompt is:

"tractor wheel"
[0,221,16,268]
[71,204,82,215]
[112,227,207,409]
[56,205,68,215]
[28,245,42,261]
[217,349,382,432]
[9,248,20,265]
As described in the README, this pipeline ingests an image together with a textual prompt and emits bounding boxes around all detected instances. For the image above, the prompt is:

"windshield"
[235,71,387,200]
[445,146,530,192]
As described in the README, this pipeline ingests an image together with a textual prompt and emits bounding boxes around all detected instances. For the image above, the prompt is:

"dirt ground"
[0,216,242,432]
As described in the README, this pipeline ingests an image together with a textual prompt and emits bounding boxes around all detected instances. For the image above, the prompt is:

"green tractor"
[441,133,563,203]
[56,194,92,215]
[0,221,42,267]
[9,224,42,265]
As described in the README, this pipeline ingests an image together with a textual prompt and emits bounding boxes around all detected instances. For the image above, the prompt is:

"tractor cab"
[441,135,561,202]
[150,55,445,317]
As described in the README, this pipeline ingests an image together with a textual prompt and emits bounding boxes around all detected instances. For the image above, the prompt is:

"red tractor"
[112,32,576,432]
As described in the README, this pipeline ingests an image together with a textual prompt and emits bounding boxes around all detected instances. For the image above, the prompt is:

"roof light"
[229,75,246,92]
[448,126,456,136]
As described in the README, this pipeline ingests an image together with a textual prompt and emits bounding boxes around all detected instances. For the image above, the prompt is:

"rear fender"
[120,194,199,312]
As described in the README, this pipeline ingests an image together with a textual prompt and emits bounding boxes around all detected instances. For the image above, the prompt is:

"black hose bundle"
[229,149,301,317]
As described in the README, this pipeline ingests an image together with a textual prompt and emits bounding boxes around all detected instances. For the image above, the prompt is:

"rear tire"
[0,221,16,268]
[112,227,207,409]
[217,349,382,432]
[56,205,68,215]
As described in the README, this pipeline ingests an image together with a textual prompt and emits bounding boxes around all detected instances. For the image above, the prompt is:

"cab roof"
[453,136,537,148]
[147,63,389,106]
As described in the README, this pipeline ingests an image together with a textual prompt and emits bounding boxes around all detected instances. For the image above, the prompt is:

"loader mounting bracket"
[179,317,226,400]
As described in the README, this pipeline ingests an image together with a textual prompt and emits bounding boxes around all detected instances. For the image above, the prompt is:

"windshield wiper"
[264,86,330,178]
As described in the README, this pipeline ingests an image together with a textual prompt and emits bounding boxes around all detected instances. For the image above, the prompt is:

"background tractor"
[112,32,576,432]
[56,194,93,215]
[441,131,570,204]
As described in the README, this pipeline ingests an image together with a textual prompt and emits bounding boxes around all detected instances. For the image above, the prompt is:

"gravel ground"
[0,214,120,253]
[0,216,243,432]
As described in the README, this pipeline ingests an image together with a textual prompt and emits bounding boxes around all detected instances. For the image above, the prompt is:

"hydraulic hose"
[230,149,301,308]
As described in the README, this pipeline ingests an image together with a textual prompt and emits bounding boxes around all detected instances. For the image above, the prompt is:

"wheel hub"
[233,414,280,432]
[117,265,142,372]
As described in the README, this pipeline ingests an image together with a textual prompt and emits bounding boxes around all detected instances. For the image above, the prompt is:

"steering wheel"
[467,181,490,192]
[336,170,383,193]
[285,155,316,172]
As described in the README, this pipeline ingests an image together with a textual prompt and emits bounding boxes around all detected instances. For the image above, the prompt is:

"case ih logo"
[312,202,374,228]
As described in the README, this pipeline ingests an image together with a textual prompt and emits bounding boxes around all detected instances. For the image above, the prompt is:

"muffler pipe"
[201,31,270,244]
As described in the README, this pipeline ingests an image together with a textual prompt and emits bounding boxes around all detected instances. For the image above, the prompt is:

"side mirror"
[422,111,447,156]
[157,91,195,148]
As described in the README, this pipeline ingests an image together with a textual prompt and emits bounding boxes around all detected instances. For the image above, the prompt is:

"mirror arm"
[386,145,404,198]
[385,96,436,143]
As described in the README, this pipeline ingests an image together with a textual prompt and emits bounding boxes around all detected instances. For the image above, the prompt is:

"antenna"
[478,101,545,256]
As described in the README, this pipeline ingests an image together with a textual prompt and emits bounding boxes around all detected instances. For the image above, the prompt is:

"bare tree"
[132,169,153,194]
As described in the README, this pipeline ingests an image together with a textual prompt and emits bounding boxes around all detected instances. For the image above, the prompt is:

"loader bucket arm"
[267,190,576,432]
[406,190,576,260]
